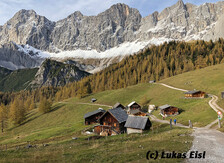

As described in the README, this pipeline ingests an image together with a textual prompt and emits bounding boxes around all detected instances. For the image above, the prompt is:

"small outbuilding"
[221,92,224,99]
[113,102,125,109]
[91,98,97,102]
[127,101,141,114]
[125,116,151,134]
[149,80,155,83]
[159,104,179,117]
[184,90,206,98]
[84,108,105,125]
[94,107,128,136]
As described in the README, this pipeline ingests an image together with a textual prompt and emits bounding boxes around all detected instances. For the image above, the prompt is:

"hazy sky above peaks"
[0,0,221,25]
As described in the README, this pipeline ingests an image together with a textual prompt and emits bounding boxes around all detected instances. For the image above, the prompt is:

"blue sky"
[0,0,221,25]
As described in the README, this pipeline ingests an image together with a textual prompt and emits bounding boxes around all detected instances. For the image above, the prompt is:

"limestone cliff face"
[138,0,224,41]
[1,1,224,71]
[0,3,141,52]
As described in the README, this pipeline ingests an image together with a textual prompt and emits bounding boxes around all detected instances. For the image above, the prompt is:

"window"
[114,123,116,127]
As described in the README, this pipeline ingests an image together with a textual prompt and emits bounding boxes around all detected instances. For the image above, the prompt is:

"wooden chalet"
[94,107,128,136]
[159,104,179,117]
[84,108,106,125]
[113,102,125,109]
[125,116,151,134]
[184,90,206,98]
[127,101,141,114]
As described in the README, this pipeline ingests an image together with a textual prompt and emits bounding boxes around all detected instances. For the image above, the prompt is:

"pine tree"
[39,97,52,113]
[0,104,8,133]
[9,99,26,125]
[29,100,36,111]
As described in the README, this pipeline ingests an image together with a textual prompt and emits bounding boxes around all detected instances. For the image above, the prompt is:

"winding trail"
[76,102,112,108]
[156,83,224,163]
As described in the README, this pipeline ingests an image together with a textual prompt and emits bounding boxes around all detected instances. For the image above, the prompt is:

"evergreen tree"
[10,98,26,125]
[39,97,52,113]
[0,104,8,133]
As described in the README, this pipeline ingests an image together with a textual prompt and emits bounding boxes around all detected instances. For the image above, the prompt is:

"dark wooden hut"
[94,107,128,136]
[159,104,179,116]
[184,90,206,98]
[84,109,105,125]
[113,102,125,109]
[127,101,141,114]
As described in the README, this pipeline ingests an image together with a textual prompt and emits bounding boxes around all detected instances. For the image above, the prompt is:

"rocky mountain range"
[1,0,224,72]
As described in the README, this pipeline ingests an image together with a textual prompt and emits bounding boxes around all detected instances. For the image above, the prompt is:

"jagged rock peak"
[102,3,141,17]
[173,0,186,9]
[67,11,84,20]
[13,9,37,19]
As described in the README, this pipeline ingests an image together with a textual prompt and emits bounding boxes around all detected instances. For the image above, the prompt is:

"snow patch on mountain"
[16,38,174,60]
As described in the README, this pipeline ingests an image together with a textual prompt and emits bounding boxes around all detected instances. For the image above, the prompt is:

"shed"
[91,98,97,102]
[127,101,141,114]
[149,80,155,83]
[94,107,128,135]
[84,109,105,125]
[113,102,125,109]
[125,116,151,134]
[184,90,206,98]
[221,92,224,99]
[159,104,179,117]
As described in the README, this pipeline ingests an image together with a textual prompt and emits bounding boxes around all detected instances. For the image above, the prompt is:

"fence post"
[189,120,193,128]
[170,119,172,129]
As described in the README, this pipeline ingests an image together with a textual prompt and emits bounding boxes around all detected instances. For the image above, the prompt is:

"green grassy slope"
[3,62,224,162]
[0,83,197,162]
[0,68,38,92]
[160,63,224,107]
[0,67,12,79]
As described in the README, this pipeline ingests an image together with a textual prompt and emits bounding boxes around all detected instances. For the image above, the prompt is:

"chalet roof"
[128,101,140,107]
[159,104,171,110]
[129,109,141,115]
[108,107,128,123]
[184,90,201,94]
[125,116,149,130]
[113,102,124,109]
[84,109,105,119]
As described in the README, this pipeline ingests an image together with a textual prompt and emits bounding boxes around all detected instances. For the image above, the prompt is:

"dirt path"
[76,102,112,108]
[186,128,224,163]
[150,115,189,128]
[157,83,188,92]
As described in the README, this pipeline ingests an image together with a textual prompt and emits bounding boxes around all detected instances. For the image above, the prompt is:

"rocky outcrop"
[30,59,89,88]
[0,42,43,70]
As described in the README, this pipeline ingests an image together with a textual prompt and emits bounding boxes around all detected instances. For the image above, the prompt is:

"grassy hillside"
[0,68,38,92]
[160,63,224,107]
[0,79,217,162]
[4,62,224,161]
